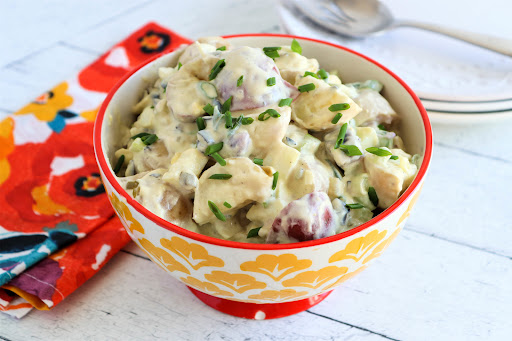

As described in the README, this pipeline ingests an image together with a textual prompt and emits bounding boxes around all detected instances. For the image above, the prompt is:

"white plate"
[277,0,512,123]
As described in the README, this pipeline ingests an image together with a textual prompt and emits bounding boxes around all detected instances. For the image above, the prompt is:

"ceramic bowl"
[93,34,432,320]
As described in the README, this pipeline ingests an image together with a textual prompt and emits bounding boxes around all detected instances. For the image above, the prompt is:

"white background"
[1,1,511,340]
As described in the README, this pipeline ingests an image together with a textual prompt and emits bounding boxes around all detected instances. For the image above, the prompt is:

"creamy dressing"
[113,37,420,244]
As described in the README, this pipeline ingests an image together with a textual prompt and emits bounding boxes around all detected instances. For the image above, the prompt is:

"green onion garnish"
[368,187,379,207]
[113,155,124,174]
[203,103,214,115]
[334,123,348,149]
[225,111,232,128]
[291,39,302,54]
[247,226,262,238]
[346,203,364,209]
[211,152,226,166]
[328,103,350,112]
[298,83,315,92]
[317,69,328,79]
[242,117,254,125]
[263,46,281,52]
[258,109,280,121]
[216,46,226,51]
[222,96,232,114]
[339,145,363,156]
[264,50,280,59]
[130,132,152,140]
[253,158,263,166]
[178,62,182,70]
[272,172,279,190]
[237,75,244,87]
[366,147,392,157]
[223,201,232,208]
[390,155,399,160]
[163,87,166,93]
[304,71,318,78]
[142,134,158,145]
[209,174,232,180]
[196,117,206,131]
[267,77,276,86]
[205,142,223,155]
[331,113,343,124]
[208,59,226,81]
[279,98,293,107]
[208,201,226,221]
[378,124,386,130]
[150,106,154,109]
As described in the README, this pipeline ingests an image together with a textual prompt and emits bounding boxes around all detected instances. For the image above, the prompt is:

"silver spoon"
[293,0,512,57]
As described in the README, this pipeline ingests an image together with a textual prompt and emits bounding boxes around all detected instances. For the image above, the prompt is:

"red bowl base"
[187,287,333,320]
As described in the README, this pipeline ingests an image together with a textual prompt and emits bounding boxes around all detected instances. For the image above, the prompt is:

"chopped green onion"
[267,77,276,86]
[216,46,226,51]
[222,96,232,114]
[264,50,280,59]
[223,201,232,208]
[130,132,152,140]
[263,46,281,52]
[304,71,318,78]
[291,39,302,54]
[390,155,399,160]
[231,114,243,130]
[298,83,315,92]
[113,155,125,174]
[366,147,392,157]
[208,201,226,221]
[241,117,254,125]
[378,124,386,131]
[253,158,263,166]
[247,226,262,238]
[328,103,351,112]
[211,152,226,166]
[163,87,166,93]
[205,142,223,155]
[203,103,214,115]
[142,134,158,145]
[346,203,364,209]
[178,62,182,70]
[279,98,293,107]
[258,109,280,121]
[196,117,206,131]
[224,111,233,128]
[208,59,226,80]
[339,145,363,156]
[317,69,328,79]
[150,106,154,109]
[334,123,348,149]
[272,172,279,190]
[209,174,232,180]
[237,75,244,87]
[126,181,139,189]
[368,187,379,207]
[331,113,343,124]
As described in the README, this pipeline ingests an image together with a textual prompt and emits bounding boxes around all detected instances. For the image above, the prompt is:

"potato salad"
[113,37,421,244]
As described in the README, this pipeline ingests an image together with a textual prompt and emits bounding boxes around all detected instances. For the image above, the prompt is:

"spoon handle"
[396,20,512,57]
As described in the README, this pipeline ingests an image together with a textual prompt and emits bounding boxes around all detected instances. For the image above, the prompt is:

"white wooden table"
[1,1,511,340]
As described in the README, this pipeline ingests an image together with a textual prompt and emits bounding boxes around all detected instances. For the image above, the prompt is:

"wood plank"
[405,142,512,258]
[0,0,150,67]
[311,229,512,341]
[0,251,393,341]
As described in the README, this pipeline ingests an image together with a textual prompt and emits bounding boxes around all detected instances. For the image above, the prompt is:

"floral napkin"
[0,22,191,318]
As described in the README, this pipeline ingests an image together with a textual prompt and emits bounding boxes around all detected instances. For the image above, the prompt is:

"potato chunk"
[193,158,273,224]
[291,76,361,131]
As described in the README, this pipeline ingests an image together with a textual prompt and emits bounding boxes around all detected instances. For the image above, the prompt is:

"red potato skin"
[266,192,337,243]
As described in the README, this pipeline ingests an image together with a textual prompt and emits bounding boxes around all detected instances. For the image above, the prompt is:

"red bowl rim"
[93,33,433,251]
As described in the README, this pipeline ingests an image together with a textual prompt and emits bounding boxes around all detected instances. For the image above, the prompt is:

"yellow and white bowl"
[94,34,433,320]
